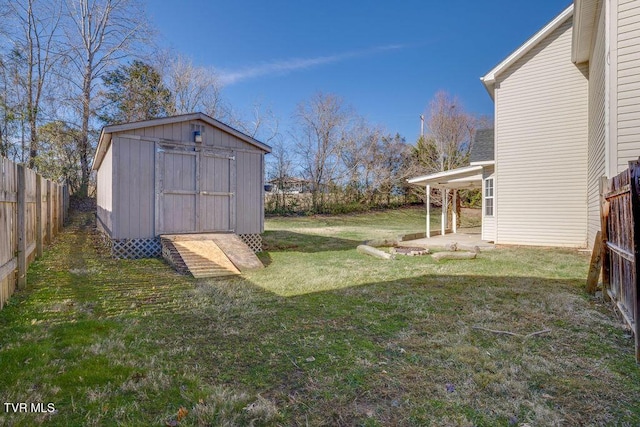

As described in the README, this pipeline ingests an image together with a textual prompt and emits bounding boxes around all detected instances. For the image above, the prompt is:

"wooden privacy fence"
[0,157,69,310]
[600,158,640,362]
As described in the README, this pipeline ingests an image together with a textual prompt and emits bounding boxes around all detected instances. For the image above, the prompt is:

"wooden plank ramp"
[161,234,263,278]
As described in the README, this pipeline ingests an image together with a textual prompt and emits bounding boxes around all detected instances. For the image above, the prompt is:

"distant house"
[410,0,640,248]
[267,177,310,194]
[92,112,271,258]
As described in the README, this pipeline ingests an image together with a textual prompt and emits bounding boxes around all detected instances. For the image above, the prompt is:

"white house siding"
[96,143,113,235]
[494,19,589,246]
[481,166,496,242]
[587,1,607,247]
[617,0,640,172]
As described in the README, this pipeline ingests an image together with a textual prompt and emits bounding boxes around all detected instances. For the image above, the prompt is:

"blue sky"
[146,1,572,143]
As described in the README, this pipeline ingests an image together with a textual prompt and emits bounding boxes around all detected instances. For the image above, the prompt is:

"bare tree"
[365,133,413,205]
[293,92,353,212]
[0,54,21,158]
[419,91,476,174]
[229,101,280,145]
[61,0,151,196]
[340,118,379,203]
[412,90,490,223]
[3,0,62,167]
[159,53,226,118]
[266,139,293,212]
[159,53,279,145]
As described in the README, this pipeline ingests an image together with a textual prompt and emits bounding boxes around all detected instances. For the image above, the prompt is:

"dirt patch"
[69,196,96,212]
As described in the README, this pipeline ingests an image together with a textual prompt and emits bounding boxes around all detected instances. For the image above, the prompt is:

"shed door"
[199,151,235,232]
[156,145,236,235]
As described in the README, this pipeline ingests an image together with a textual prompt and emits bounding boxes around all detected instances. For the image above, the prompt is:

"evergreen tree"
[99,60,173,125]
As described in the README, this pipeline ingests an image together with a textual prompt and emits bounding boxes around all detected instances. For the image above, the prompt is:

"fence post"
[63,185,69,223]
[629,159,640,364]
[58,185,62,231]
[586,231,603,294]
[56,185,60,232]
[59,185,63,231]
[47,180,53,242]
[600,176,611,302]
[53,184,58,234]
[59,185,64,229]
[36,174,43,258]
[17,164,27,290]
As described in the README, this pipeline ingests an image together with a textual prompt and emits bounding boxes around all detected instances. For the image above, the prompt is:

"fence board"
[602,158,640,362]
[0,156,67,309]
[0,158,17,309]
[17,165,27,289]
[36,175,42,257]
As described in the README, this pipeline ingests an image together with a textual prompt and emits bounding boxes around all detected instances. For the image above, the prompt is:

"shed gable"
[116,119,264,152]
[92,112,271,172]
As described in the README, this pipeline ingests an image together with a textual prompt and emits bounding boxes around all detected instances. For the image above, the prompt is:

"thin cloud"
[217,44,405,85]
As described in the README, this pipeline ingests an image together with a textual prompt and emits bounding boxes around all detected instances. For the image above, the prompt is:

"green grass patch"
[1,208,639,425]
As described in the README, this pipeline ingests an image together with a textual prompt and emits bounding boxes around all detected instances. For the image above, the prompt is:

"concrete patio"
[401,227,496,251]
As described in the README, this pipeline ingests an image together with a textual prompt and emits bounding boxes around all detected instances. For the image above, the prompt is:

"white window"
[485,178,494,217]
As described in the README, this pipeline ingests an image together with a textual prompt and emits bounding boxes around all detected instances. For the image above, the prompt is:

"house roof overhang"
[92,112,272,171]
[480,5,574,99]
[407,164,490,189]
[571,0,598,63]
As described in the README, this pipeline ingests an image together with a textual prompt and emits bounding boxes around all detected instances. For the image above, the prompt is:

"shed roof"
[469,128,494,164]
[480,5,574,99]
[92,112,272,171]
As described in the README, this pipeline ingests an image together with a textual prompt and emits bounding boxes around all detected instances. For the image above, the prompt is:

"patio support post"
[441,188,447,236]
[452,189,457,234]
[426,184,431,238]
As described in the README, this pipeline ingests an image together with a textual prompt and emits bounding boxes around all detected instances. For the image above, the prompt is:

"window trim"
[484,178,494,217]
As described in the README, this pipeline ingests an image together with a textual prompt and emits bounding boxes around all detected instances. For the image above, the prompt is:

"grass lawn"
[1,207,639,426]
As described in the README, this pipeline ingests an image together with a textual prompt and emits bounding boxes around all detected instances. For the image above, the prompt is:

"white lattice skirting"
[239,234,262,253]
[105,234,261,259]
[111,238,162,259]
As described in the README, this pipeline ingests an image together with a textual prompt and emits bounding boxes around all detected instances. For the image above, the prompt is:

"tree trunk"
[432,251,476,261]
[28,119,37,168]
[27,33,36,168]
[77,64,92,198]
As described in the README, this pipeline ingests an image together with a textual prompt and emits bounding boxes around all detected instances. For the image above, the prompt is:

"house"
[572,0,640,247]
[410,0,640,248]
[408,129,494,238]
[267,176,311,194]
[92,112,272,258]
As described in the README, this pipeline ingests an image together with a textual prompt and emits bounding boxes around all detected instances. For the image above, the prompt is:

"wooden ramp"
[161,234,263,278]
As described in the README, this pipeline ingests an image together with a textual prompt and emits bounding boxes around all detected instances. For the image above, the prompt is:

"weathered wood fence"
[600,159,640,362]
[0,157,69,310]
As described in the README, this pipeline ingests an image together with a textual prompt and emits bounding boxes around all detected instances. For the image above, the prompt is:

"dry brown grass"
[1,209,639,426]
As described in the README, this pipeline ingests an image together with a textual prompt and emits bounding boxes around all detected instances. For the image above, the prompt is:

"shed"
[92,112,272,258]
